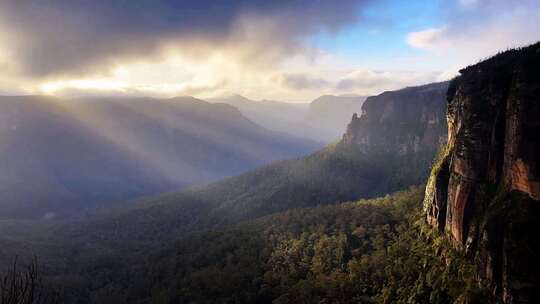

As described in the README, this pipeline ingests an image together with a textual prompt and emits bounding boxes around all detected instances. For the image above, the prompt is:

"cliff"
[342,82,448,155]
[423,42,540,303]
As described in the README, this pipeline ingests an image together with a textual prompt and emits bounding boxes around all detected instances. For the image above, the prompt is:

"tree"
[0,258,58,304]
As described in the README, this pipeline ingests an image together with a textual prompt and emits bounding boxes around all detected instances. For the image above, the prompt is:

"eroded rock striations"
[342,82,448,155]
[424,43,540,303]
[339,82,448,193]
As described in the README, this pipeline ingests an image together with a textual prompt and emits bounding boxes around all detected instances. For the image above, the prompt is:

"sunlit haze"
[1,1,539,303]
[0,0,538,101]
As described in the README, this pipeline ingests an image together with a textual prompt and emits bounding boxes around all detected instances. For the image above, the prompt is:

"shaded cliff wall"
[339,82,448,192]
[342,82,448,155]
[424,42,540,303]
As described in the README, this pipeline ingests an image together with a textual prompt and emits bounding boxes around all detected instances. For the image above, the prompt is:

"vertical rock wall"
[424,42,540,303]
[342,81,448,155]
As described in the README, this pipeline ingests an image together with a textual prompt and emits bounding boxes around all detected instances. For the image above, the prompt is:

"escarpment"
[342,81,448,155]
[339,81,449,193]
[424,42,540,303]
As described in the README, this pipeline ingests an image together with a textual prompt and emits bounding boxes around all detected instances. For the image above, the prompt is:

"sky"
[0,0,539,102]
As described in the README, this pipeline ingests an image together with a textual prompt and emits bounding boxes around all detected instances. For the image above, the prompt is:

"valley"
[0,2,538,302]
[0,96,319,220]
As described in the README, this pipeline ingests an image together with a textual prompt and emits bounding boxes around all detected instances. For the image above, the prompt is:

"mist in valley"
[0,1,539,303]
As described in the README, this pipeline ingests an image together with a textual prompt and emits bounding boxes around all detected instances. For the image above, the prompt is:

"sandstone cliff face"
[424,43,540,303]
[342,82,448,155]
[339,82,448,193]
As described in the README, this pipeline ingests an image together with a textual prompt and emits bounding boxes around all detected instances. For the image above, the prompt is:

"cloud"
[336,70,441,92]
[406,0,540,65]
[406,27,448,50]
[2,0,536,101]
[275,74,333,90]
[457,0,479,8]
[42,67,443,102]
[268,69,443,100]
[36,52,271,99]
[41,81,230,100]
[0,0,371,78]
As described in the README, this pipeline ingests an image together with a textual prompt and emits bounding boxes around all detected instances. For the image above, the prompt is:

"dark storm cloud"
[0,0,371,77]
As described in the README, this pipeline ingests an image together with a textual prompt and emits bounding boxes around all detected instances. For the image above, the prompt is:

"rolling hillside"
[0,96,319,219]
[0,81,450,303]
[59,82,447,250]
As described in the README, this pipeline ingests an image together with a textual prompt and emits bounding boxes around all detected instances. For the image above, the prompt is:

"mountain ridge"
[208,93,372,143]
[55,81,448,253]
[0,95,319,219]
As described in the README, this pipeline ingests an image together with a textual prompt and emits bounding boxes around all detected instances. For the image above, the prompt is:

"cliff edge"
[342,82,448,155]
[424,42,540,303]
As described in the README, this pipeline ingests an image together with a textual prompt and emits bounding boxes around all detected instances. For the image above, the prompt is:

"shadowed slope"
[0,96,319,219]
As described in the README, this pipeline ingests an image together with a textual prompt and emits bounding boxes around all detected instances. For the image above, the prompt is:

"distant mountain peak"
[0,95,318,219]
[338,93,370,98]
[211,93,252,102]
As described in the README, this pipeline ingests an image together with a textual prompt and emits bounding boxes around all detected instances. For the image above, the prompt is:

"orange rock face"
[423,42,540,303]
[446,175,474,245]
[509,159,540,201]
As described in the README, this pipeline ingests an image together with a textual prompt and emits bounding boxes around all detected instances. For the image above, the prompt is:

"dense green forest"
[0,140,444,303]
[0,70,460,304]
[0,86,450,303]
[63,186,489,303]
[56,143,435,250]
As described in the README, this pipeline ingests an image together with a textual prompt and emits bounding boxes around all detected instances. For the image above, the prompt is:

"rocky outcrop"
[342,82,448,155]
[424,42,540,303]
[338,82,449,193]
